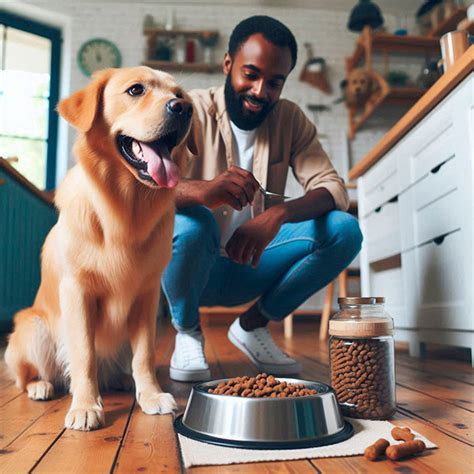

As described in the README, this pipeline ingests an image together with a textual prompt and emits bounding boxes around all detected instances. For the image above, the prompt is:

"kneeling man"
[162,15,363,381]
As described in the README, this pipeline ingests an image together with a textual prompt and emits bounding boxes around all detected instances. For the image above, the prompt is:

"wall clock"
[77,38,122,76]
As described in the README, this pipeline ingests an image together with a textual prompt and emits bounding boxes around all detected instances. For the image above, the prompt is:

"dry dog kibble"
[364,438,390,461]
[330,338,395,419]
[385,440,426,461]
[391,426,415,442]
[207,374,318,398]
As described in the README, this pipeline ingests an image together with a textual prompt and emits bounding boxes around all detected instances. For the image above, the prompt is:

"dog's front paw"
[65,399,105,431]
[27,381,54,400]
[138,390,177,415]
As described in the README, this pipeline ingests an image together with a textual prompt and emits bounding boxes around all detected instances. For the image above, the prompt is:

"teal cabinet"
[0,168,57,332]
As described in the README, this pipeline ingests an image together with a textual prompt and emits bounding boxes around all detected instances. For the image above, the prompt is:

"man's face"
[224,33,293,130]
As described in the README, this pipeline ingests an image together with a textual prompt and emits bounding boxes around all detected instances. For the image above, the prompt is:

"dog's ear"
[57,68,114,132]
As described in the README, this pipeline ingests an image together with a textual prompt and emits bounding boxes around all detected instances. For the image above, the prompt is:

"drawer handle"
[431,160,449,174]
[374,195,398,214]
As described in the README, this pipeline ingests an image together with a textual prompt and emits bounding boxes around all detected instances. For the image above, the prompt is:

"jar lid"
[329,317,393,337]
[338,296,385,305]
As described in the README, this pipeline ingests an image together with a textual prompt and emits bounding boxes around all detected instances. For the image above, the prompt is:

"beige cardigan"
[184,85,349,225]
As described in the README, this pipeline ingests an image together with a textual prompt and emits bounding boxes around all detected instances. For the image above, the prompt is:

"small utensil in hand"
[258,183,290,200]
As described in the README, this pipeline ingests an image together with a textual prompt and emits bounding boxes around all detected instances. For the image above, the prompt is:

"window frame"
[1,10,61,191]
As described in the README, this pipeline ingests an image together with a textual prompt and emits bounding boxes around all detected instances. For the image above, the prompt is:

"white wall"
[8,0,426,311]
[15,0,419,172]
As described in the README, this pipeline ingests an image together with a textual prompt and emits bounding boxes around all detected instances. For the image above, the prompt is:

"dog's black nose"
[166,98,192,119]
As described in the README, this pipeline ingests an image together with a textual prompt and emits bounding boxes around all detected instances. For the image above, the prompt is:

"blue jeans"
[162,206,363,332]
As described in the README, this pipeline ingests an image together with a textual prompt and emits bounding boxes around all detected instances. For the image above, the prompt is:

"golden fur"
[5,66,195,431]
[346,68,379,108]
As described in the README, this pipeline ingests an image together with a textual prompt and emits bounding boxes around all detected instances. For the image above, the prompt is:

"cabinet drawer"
[410,119,456,183]
[399,155,462,249]
[397,75,471,186]
[368,264,406,327]
[403,230,471,331]
[399,178,466,251]
[363,200,401,263]
[360,149,399,217]
[416,187,461,246]
[413,155,459,210]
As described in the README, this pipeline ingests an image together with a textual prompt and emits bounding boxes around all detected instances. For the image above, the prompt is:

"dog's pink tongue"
[139,141,180,188]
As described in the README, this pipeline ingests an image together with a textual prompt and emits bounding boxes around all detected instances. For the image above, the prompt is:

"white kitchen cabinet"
[357,73,474,363]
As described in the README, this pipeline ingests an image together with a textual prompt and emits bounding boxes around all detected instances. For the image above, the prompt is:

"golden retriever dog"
[346,68,378,108]
[5,66,196,431]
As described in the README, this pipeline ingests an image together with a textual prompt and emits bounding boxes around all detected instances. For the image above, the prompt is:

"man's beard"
[224,74,273,131]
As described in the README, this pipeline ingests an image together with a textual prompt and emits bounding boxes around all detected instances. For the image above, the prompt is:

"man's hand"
[225,207,286,267]
[201,166,260,210]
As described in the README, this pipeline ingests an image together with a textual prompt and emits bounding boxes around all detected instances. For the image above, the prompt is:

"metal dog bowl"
[174,378,353,449]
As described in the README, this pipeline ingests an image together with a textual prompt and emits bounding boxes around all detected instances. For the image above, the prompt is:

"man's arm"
[265,187,335,225]
[289,104,349,212]
[175,166,260,210]
[224,187,336,267]
[175,179,207,208]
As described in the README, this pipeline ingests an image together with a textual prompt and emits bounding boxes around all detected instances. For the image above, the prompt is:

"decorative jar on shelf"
[174,35,186,64]
[199,31,218,64]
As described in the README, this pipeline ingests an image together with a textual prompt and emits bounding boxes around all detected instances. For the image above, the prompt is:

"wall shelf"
[142,60,222,73]
[348,85,426,137]
[427,7,467,37]
[383,87,426,101]
[143,27,219,38]
[143,27,221,74]
[345,26,441,139]
[347,27,440,71]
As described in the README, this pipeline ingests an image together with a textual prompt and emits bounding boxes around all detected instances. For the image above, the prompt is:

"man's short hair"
[228,16,298,70]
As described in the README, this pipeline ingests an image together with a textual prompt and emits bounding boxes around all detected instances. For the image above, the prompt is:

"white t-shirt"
[219,122,257,254]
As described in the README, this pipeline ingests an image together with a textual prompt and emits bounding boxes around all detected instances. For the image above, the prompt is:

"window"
[0,11,61,191]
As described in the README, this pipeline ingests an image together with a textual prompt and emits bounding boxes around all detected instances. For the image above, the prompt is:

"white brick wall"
[14,0,428,311]
[19,0,418,171]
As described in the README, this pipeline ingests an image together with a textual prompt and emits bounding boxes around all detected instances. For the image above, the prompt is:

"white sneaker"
[227,318,302,375]
[170,329,211,382]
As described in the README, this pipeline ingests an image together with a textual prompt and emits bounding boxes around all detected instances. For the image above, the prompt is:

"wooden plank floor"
[0,316,472,473]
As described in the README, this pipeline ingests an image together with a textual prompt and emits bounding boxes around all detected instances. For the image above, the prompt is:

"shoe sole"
[169,366,211,382]
[227,328,302,376]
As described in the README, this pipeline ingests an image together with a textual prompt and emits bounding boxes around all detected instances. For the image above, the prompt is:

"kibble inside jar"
[329,297,396,420]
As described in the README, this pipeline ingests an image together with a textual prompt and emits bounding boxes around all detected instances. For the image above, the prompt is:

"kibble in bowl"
[207,373,318,398]
[175,376,353,449]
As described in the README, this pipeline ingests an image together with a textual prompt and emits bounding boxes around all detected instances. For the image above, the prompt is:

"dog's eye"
[175,90,183,99]
[127,84,145,96]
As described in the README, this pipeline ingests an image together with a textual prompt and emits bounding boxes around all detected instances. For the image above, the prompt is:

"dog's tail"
[5,308,58,391]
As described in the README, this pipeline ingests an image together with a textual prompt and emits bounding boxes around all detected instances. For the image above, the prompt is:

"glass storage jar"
[329,297,396,420]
